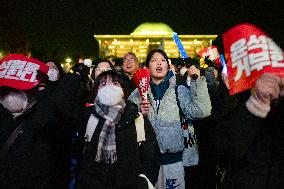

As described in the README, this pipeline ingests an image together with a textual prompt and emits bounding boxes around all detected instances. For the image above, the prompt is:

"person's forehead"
[46,61,56,67]
[124,53,137,59]
[151,52,165,59]
[97,62,110,68]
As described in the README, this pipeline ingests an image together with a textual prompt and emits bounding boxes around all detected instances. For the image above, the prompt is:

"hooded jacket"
[128,74,211,155]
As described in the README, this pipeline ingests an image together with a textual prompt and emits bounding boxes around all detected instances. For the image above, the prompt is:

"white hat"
[83,59,92,67]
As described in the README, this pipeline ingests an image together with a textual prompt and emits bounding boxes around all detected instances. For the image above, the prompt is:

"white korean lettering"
[25,62,40,82]
[4,60,26,80]
[232,56,251,81]
[0,61,12,78]
[268,38,284,68]
[209,48,219,60]
[231,38,248,62]
[139,77,148,93]
[249,51,270,71]
[1,60,40,82]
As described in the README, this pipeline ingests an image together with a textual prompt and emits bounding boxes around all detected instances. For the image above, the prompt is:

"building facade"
[94,23,217,61]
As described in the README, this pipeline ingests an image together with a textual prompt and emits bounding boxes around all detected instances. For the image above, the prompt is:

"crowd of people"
[0,42,283,189]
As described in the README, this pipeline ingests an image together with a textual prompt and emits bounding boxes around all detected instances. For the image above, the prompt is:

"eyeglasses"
[123,57,137,62]
[95,67,112,72]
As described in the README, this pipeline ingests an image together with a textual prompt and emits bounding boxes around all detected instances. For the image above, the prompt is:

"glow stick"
[172,32,188,59]
[220,54,227,75]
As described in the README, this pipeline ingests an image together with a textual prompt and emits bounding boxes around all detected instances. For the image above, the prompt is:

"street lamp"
[64,57,72,72]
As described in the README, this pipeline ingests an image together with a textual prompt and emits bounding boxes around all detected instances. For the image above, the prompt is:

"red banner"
[133,68,150,101]
[223,23,284,95]
[199,46,222,68]
[0,54,49,90]
[199,46,220,61]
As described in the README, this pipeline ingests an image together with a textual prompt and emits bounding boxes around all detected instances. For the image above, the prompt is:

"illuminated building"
[94,22,217,61]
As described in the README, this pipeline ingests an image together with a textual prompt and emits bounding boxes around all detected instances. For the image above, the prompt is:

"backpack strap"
[175,85,195,148]
[0,122,24,160]
[175,85,187,124]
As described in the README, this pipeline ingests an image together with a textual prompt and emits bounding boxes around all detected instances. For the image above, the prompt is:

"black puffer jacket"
[211,98,284,189]
[77,101,160,189]
[186,74,250,189]
[0,74,83,189]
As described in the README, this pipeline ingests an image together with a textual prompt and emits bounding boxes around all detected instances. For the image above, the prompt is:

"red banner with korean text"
[198,46,222,69]
[0,54,49,90]
[133,68,150,101]
[199,46,220,61]
[223,23,284,95]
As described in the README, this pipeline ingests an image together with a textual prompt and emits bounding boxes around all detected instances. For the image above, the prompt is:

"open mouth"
[156,67,163,73]
[126,63,132,69]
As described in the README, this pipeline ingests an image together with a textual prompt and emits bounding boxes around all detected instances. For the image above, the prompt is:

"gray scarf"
[94,99,126,164]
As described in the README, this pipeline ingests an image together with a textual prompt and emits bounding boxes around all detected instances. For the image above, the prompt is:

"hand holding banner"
[223,23,284,95]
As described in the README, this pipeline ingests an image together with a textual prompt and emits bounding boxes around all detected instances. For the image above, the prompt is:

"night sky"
[1,0,283,61]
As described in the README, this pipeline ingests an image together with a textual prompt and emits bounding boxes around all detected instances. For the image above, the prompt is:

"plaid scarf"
[94,99,126,164]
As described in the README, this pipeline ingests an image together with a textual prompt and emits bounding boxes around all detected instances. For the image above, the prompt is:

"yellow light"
[66,58,72,63]
[113,39,118,44]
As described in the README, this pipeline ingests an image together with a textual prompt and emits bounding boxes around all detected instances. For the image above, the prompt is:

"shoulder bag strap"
[0,123,24,160]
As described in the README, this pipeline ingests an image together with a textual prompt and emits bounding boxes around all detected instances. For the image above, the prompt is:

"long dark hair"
[92,70,128,102]
[145,49,169,67]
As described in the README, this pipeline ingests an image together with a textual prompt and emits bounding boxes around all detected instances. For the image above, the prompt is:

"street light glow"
[66,58,72,63]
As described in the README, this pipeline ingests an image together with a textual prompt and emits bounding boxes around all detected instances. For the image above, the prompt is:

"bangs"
[97,71,122,85]
[93,70,128,100]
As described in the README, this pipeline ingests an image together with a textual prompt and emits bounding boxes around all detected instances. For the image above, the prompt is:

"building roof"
[130,22,174,35]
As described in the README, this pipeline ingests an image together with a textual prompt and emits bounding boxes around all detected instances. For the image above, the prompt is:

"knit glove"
[246,73,281,118]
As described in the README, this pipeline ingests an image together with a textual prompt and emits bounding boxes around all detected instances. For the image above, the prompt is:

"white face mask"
[47,68,59,81]
[1,91,29,113]
[97,85,124,106]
